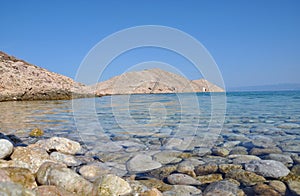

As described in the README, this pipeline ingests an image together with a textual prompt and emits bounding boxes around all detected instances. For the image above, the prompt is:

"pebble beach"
[1,91,300,195]
[0,126,300,196]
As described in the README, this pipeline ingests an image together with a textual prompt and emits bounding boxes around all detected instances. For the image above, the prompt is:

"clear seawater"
[0,91,300,152]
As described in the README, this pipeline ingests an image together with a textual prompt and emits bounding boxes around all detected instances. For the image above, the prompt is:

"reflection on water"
[0,100,75,136]
[0,93,215,141]
[0,91,299,149]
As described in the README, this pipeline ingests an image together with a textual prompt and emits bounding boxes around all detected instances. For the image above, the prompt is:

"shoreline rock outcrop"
[0,51,93,102]
[1,51,224,102]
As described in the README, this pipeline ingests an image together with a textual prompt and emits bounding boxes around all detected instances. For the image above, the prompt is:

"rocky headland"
[0,51,224,102]
[93,68,224,96]
[0,51,94,102]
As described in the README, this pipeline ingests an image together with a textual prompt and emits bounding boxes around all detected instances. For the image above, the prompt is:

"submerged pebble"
[203,180,244,196]
[167,173,201,185]
[245,160,290,178]
[127,154,162,172]
[1,111,300,195]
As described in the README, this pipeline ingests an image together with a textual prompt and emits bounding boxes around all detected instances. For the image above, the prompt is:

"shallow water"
[1,91,300,163]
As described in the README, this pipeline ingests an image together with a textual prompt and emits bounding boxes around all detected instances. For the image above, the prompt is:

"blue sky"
[1,0,299,88]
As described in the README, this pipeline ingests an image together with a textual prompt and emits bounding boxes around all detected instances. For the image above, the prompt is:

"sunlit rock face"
[93,68,224,96]
[0,51,92,101]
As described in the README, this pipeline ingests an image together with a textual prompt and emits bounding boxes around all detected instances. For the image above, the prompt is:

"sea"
[1,91,300,156]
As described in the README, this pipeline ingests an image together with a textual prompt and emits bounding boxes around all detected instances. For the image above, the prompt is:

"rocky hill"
[0,52,224,101]
[93,68,224,96]
[0,51,92,101]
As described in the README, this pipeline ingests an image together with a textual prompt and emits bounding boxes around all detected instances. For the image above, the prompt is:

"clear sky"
[1,0,299,88]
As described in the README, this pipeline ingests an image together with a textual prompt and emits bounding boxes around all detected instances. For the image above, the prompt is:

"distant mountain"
[92,68,224,96]
[0,51,92,101]
[228,83,300,92]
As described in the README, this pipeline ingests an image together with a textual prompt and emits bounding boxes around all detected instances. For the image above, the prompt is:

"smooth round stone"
[287,181,300,195]
[278,123,300,129]
[203,180,243,196]
[93,174,132,195]
[245,160,290,178]
[196,174,223,184]
[36,137,82,155]
[37,162,93,194]
[201,156,230,165]
[0,167,37,189]
[195,164,218,175]
[127,154,162,173]
[291,154,300,164]
[34,185,73,196]
[127,180,148,194]
[177,161,196,178]
[152,151,182,164]
[192,147,212,156]
[212,147,229,157]
[269,180,286,195]
[222,141,241,148]
[230,146,248,155]
[98,152,131,163]
[163,185,202,196]
[105,161,127,171]
[253,183,281,196]
[10,146,50,173]
[167,173,201,185]
[265,153,293,166]
[250,136,276,148]
[224,133,250,142]
[280,140,300,153]
[229,155,261,164]
[0,139,14,159]
[50,152,82,166]
[0,182,35,196]
[218,164,242,174]
[291,164,300,175]
[148,165,177,180]
[163,138,183,150]
[250,147,282,156]
[79,164,110,182]
[138,178,172,192]
[183,158,205,166]
[226,169,266,186]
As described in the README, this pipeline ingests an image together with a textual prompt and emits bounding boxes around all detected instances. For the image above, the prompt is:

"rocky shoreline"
[1,129,300,196]
[0,51,94,102]
[0,51,224,102]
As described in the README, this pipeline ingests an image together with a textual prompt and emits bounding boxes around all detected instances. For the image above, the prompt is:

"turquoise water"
[0,91,300,153]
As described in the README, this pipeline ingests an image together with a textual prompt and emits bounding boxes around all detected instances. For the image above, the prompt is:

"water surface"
[0,91,300,153]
